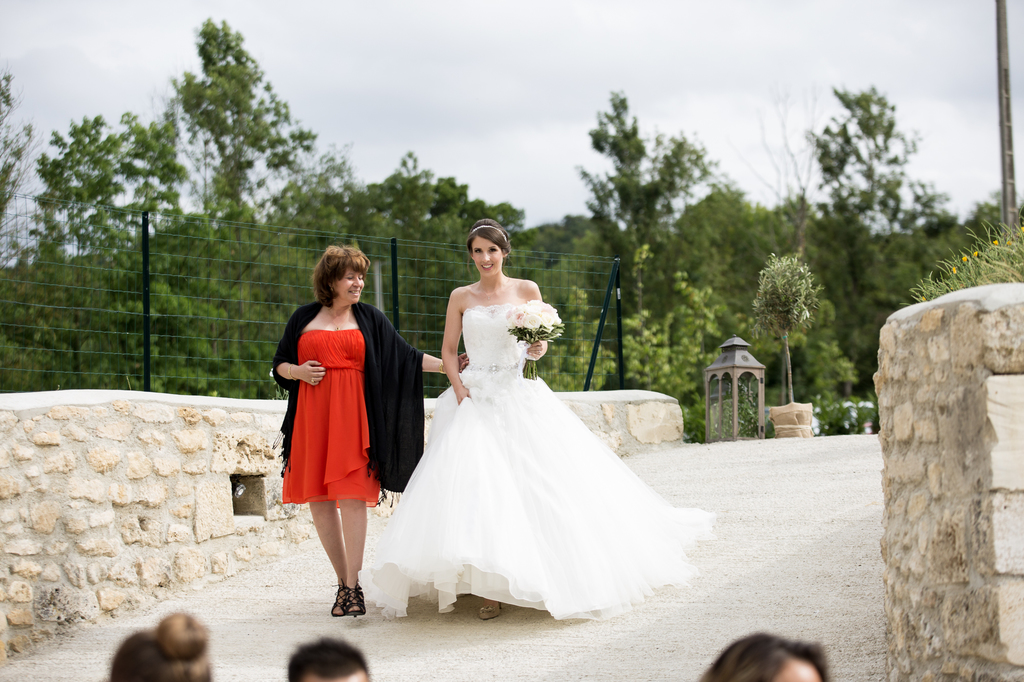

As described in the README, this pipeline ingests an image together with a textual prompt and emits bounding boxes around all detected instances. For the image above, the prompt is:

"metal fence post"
[584,257,619,391]
[614,255,624,389]
[142,211,151,392]
[390,237,400,333]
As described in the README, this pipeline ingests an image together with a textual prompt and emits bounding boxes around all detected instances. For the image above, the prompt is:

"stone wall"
[0,387,684,663]
[875,283,1024,681]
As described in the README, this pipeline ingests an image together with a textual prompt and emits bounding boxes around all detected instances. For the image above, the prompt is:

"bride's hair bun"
[467,219,511,257]
[110,613,211,682]
[156,613,208,662]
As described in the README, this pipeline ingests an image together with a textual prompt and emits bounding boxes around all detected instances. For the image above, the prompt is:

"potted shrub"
[752,254,822,438]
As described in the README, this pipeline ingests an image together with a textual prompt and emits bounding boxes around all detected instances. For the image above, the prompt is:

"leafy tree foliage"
[0,68,35,216]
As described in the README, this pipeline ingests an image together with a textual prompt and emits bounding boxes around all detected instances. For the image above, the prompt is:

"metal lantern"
[704,336,766,442]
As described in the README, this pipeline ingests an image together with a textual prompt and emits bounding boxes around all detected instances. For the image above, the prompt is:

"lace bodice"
[459,304,525,395]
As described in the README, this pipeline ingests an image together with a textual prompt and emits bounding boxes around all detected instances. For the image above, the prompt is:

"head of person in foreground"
[700,633,829,682]
[289,638,370,682]
[109,613,211,682]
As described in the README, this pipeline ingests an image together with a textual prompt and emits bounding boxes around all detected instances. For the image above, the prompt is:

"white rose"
[523,313,542,329]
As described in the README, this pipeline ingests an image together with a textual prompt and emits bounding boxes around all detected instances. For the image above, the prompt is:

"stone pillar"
[875,284,1024,681]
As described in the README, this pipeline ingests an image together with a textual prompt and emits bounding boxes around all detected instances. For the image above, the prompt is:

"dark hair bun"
[155,613,208,662]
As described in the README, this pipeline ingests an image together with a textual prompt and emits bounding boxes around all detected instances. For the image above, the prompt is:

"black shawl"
[272,302,425,494]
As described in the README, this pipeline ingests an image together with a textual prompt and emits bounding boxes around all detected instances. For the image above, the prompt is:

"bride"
[360,219,715,621]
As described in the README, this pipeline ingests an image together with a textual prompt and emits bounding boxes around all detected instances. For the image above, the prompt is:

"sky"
[2,0,1022,227]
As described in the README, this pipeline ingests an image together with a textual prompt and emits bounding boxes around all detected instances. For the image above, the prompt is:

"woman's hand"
[527,340,547,360]
[455,385,471,405]
[295,360,325,386]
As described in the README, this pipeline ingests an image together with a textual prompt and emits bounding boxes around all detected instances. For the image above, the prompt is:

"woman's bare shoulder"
[515,279,543,300]
[448,285,474,310]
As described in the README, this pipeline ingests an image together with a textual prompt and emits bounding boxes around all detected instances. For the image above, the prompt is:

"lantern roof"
[705,336,765,373]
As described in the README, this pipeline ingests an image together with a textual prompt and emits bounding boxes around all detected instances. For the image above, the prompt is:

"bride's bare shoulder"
[514,279,543,300]
[448,286,475,311]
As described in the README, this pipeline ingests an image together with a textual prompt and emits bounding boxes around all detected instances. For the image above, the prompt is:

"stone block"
[234,545,254,562]
[112,400,131,413]
[211,429,277,475]
[137,557,169,588]
[596,430,622,452]
[0,410,17,432]
[7,609,33,626]
[202,408,227,426]
[259,541,282,556]
[928,509,969,584]
[86,563,108,584]
[41,563,61,582]
[153,457,181,477]
[120,517,161,547]
[60,423,89,442]
[941,586,1001,660]
[45,541,68,556]
[47,405,84,420]
[30,501,61,534]
[167,524,191,543]
[11,560,42,578]
[914,419,938,443]
[108,483,132,506]
[601,403,616,426]
[96,588,126,611]
[63,563,86,588]
[68,477,106,503]
[173,547,207,582]
[108,559,138,587]
[126,452,154,479]
[97,421,133,441]
[31,431,60,446]
[8,582,32,603]
[998,581,1024,664]
[89,510,115,528]
[6,540,42,556]
[65,515,89,535]
[919,307,945,332]
[194,481,234,542]
[134,403,174,423]
[907,492,928,521]
[987,376,1024,491]
[894,402,914,441]
[170,502,194,519]
[886,454,925,484]
[229,411,254,424]
[173,429,209,454]
[136,483,168,508]
[43,450,77,474]
[982,306,1024,374]
[626,402,684,444]
[182,460,208,475]
[137,429,166,446]
[0,473,21,499]
[178,407,202,426]
[86,447,120,473]
[992,492,1024,575]
[211,552,229,574]
[76,539,120,557]
[93,407,108,418]
[36,585,100,623]
[12,444,33,462]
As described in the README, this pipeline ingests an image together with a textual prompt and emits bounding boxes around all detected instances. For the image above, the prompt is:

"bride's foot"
[478,599,502,620]
[331,582,348,618]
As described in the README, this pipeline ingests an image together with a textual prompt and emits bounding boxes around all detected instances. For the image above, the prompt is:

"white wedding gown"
[360,304,715,620]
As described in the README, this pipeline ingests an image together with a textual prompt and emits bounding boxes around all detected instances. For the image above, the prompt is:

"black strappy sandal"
[344,583,366,617]
[331,582,349,618]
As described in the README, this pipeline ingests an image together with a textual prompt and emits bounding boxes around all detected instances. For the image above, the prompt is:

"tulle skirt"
[360,375,715,620]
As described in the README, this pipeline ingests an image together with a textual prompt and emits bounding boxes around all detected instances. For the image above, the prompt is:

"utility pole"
[996,0,1018,229]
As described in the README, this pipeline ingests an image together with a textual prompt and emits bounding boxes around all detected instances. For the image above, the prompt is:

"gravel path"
[0,434,884,681]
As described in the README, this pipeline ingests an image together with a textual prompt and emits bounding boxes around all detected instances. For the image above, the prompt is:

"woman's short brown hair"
[110,613,211,682]
[466,219,511,257]
[313,245,370,307]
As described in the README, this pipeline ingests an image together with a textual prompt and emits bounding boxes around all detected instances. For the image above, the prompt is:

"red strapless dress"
[282,329,379,507]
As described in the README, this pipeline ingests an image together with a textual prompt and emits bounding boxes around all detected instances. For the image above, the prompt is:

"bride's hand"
[455,385,471,405]
[527,340,547,360]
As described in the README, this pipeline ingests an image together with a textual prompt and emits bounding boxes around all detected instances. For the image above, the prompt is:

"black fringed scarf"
[271,302,425,495]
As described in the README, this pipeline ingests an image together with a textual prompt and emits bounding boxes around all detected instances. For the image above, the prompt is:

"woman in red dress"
[273,245,445,617]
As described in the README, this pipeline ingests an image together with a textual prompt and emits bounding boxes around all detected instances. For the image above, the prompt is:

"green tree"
[170,19,316,220]
[580,92,712,313]
[0,67,35,216]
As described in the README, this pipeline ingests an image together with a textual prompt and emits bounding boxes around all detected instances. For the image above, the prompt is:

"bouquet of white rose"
[506,301,565,380]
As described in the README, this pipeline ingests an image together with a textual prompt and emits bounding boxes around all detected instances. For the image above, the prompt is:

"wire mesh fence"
[1,194,622,399]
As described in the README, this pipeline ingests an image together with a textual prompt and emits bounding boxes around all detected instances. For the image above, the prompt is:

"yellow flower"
[994,240,999,245]
[973,251,979,257]
[952,266,957,274]
[962,255,968,262]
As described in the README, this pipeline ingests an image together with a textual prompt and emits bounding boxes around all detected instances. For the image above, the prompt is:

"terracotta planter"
[769,402,814,438]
